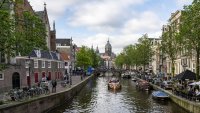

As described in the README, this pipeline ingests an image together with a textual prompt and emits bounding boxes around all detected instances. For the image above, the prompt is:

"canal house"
[0,49,65,93]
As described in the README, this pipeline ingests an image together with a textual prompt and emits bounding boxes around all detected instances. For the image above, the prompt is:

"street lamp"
[27,56,31,88]
[69,64,72,86]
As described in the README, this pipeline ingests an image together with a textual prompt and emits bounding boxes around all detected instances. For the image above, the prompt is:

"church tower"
[105,39,112,56]
[96,46,99,54]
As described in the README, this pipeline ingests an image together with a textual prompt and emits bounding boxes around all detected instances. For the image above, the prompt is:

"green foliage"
[115,34,154,70]
[76,46,101,69]
[0,10,15,62]
[137,35,154,69]
[0,1,48,65]
[76,46,92,70]
[161,26,180,77]
[115,53,125,68]
[179,0,200,80]
[15,11,47,56]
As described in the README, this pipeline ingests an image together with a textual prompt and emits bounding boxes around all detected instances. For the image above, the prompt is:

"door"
[12,72,20,89]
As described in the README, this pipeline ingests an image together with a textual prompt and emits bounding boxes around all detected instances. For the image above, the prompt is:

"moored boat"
[132,77,137,82]
[108,78,121,90]
[152,91,169,100]
[136,79,150,91]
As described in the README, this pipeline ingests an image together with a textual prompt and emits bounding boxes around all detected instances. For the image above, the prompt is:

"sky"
[28,0,193,54]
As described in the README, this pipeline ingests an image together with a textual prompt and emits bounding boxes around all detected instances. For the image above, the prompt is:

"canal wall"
[151,83,200,113]
[0,75,95,113]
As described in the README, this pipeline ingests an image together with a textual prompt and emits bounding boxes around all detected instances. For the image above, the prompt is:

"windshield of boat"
[110,78,119,83]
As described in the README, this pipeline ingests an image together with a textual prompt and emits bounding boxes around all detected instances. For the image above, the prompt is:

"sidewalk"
[0,75,85,103]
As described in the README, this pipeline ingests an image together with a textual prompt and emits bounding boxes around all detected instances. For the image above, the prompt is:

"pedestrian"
[51,80,57,93]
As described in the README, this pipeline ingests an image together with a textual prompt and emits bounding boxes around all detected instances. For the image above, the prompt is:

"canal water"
[48,76,188,113]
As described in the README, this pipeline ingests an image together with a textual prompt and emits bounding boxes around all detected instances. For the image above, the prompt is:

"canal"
[48,76,188,113]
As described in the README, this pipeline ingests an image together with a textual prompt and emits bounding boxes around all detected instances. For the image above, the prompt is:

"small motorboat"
[121,73,131,79]
[136,79,150,91]
[132,77,137,82]
[108,78,121,90]
[152,91,169,100]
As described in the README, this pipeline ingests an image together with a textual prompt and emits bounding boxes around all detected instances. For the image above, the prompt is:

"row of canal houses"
[0,0,74,92]
[147,10,196,78]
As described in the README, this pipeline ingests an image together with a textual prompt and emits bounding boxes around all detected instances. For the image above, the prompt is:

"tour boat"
[152,91,169,100]
[108,78,121,90]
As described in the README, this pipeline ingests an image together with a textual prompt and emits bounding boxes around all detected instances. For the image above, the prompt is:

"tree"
[137,34,154,71]
[115,53,125,69]
[161,25,180,77]
[76,46,92,70]
[0,8,15,64]
[179,0,200,80]
[15,10,47,56]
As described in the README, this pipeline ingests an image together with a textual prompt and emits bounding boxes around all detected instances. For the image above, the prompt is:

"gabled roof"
[60,52,70,61]
[28,50,60,60]
[50,52,59,60]
[56,39,71,46]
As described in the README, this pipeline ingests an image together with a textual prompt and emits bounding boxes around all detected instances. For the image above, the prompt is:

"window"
[42,61,45,68]
[0,73,4,80]
[48,61,51,68]
[25,60,30,68]
[34,60,38,68]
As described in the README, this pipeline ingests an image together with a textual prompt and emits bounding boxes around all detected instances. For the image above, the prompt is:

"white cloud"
[73,33,143,54]
[68,0,145,32]
[122,11,164,34]
[175,0,193,7]
[29,0,79,20]
[28,0,164,54]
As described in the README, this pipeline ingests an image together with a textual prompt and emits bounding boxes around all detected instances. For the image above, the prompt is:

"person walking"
[51,80,57,93]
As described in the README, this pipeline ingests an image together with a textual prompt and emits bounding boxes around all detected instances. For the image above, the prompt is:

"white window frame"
[0,73,4,80]
[25,60,29,68]
[34,60,38,68]
[48,61,51,68]
[42,60,45,68]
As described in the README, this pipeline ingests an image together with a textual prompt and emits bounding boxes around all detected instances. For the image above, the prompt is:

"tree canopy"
[179,0,200,80]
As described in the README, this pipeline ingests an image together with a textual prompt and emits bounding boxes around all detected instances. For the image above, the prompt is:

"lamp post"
[27,56,31,88]
[69,64,72,86]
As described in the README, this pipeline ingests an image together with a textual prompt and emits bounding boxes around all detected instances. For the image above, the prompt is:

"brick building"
[0,50,64,92]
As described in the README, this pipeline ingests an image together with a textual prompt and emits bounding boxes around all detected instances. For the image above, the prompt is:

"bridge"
[94,68,124,77]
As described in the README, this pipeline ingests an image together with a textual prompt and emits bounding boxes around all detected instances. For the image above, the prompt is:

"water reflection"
[48,76,187,113]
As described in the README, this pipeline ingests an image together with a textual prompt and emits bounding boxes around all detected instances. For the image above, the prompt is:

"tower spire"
[44,2,47,11]
[53,20,55,31]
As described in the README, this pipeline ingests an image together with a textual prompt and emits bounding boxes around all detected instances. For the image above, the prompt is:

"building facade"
[0,50,64,92]
[162,10,196,78]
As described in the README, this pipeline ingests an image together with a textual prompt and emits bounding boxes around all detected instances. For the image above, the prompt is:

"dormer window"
[42,61,45,68]
[35,50,41,58]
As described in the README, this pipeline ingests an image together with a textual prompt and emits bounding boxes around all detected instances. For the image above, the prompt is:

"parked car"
[161,81,173,90]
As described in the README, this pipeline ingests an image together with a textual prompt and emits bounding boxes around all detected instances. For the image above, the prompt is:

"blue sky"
[29,0,193,54]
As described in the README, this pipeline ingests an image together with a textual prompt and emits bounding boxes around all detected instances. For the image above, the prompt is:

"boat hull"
[152,91,169,100]
[108,83,121,90]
